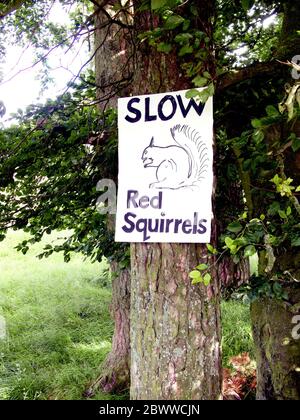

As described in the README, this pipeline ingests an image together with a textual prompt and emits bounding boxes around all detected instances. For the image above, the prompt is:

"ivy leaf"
[179,44,194,56]
[251,119,262,128]
[292,236,300,247]
[151,0,168,9]
[225,237,234,248]
[206,244,218,254]
[292,137,300,152]
[174,33,193,44]
[186,89,200,99]
[227,221,243,234]
[192,76,208,88]
[266,105,279,117]
[244,245,256,258]
[253,130,265,143]
[190,270,203,285]
[241,0,254,12]
[189,270,201,280]
[164,15,185,30]
[203,273,211,286]
[278,210,287,219]
[157,42,172,53]
[197,264,208,271]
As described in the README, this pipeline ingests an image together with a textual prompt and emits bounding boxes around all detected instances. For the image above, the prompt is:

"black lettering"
[158,95,177,121]
[151,192,163,209]
[139,196,150,209]
[177,95,205,118]
[122,212,136,233]
[174,219,183,233]
[149,219,159,233]
[125,98,142,123]
[193,212,199,234]
[198,219,208,234]
[145,97,157,122]
[136,219,150,241]
[159,218,165,233]
[182,219,192,234]
[166,219,175,233]
[127,190,139,208]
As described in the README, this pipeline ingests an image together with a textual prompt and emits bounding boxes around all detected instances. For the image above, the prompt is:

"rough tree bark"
[92,261,131,393]
[249,1,300,400]
[129,2,222,400]
[90,1,133,393]
[251,288,300,400]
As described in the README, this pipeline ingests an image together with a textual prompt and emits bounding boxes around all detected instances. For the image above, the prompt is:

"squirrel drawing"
[141,124,209,190]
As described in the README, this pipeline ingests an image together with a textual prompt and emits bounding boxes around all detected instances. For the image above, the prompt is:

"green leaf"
[292,236,300,247]
[151,0,168,10]
[206,83,215,96]
[206,244,218,254]
[278,210,287,219]
[164,15,185,30]
[292,137,300,152]
[271,174,281,186]
[189,270,201,280]
[253,130,265,143]
[241,0,254,12]
[251,119,262,128]
[244,245,256,258]
[157,42,172,53]
[203,273,211,286]
[286,206,292,216]
[225,237,234,248]
[174,33,193,44]
[179,44,194,56]
[266,105,279,117]
[192,76,208,88]
[227,221,243,234]
[197,264,208,271]
[186,89,200,99]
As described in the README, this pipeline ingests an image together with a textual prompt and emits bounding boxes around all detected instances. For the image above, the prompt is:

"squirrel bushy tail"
[170,124,209,185]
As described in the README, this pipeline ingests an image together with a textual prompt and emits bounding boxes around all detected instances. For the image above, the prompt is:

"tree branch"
[218,61,282,92]
[0,0,27,20]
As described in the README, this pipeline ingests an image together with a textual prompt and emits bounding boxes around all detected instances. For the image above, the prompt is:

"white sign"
[115,89,214,243]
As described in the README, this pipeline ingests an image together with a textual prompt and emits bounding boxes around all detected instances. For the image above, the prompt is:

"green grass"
[0,230,118,400]
[221,300,255,367]
[0,230,255,399]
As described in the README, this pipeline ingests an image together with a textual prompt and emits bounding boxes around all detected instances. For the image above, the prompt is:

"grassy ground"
[221,300,254,367]
[0,230,118,400]
[0,231,254,400]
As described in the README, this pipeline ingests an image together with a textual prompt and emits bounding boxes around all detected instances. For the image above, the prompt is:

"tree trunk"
[131,243,222,400]
[247,2,300,399]
[94,0,133,110]
[88,262,131,394]
[251,288,300,400]
[129,2,222,400]
[91,2,134,394]
[219,256,250,292]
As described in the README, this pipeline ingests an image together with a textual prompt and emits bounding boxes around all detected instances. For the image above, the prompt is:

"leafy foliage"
[0,0,300,297]
[0,74,128,265]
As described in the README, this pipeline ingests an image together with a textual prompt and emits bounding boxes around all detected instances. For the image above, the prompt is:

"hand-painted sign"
[115,89,214,243]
